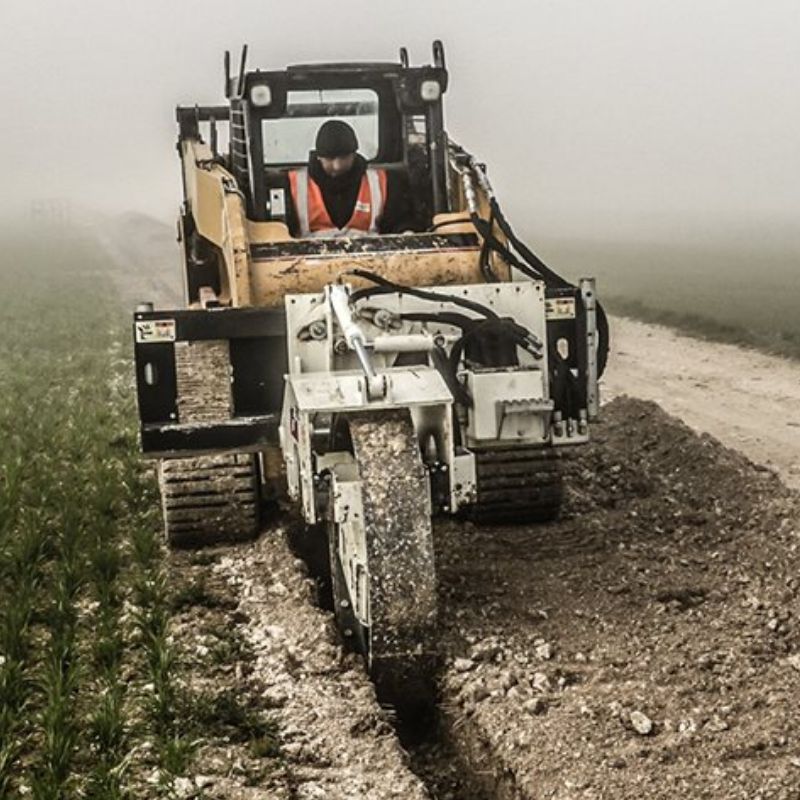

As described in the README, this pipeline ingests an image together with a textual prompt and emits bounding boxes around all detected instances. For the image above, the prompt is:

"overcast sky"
[1,0,798,240]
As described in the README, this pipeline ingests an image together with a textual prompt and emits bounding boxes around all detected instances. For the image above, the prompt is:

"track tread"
[468,446,564,524]
[158,453,260,547]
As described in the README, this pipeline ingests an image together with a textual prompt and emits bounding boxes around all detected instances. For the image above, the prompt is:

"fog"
[2,0,799,242]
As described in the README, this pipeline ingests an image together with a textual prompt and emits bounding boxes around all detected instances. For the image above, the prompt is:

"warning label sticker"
[545,298,576,320]
[135,319,176,344]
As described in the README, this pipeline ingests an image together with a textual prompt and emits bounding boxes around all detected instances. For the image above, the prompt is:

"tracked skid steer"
[132,42,609,704]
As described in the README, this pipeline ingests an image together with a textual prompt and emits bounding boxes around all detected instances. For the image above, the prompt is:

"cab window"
[262,88,380,165]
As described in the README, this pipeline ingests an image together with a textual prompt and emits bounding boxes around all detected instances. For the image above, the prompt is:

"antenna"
[236,44,249,97]
[432,40,446,70]
[224,50,231,98]
[209,115,218,157]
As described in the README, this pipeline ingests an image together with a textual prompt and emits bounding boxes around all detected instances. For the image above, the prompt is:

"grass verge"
[0,225,281,796]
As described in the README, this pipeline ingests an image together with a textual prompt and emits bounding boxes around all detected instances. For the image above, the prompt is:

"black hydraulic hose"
[431,344,473,407]
[468,213,541,282]
[450,143,611,376]
[345,269,501,320]
[349,283,499,320]
[470,195,610,377]
[348,269,543,358]
[478,207,499,282]
[448,317,541,371]
[349,284,393,304]
[402,312,542,361]
[486,197,610,376]
[489,198,571,289]
[593,300,610,377]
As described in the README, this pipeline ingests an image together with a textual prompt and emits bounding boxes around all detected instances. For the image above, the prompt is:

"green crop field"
[537,232,800,359]
[0,227,277,798]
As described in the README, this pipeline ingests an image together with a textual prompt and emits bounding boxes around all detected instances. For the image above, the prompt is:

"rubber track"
[159,453,259,547]
[468,446,563,523]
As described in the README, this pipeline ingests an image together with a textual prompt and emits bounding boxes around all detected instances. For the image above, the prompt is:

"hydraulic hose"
[449,146,610,377]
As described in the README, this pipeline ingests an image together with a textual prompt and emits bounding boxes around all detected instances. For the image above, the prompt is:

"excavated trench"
[164,395,800,799]
[327,395,800,799]
[288,534,498,800]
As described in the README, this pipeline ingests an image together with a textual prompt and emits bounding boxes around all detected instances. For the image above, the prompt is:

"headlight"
[250,84,272,107]
[420,80,441,102]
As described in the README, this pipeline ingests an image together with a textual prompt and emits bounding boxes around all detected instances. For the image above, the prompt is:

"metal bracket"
[580,278,599,420]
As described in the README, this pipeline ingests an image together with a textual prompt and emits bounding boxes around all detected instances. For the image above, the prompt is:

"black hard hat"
[315,120,359,158]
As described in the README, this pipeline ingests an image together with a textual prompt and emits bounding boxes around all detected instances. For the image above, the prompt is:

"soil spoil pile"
[435,395,800,799]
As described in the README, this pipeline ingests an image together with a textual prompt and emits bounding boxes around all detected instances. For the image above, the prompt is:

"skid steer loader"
[133,42,609,703]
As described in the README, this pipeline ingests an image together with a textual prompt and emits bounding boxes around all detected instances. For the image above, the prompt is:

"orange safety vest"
[289,167,388,238]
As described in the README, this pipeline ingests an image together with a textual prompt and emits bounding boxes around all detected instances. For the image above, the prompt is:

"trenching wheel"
[327,410,438,710]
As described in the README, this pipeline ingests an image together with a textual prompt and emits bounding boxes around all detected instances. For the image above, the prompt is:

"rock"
[470,638,504,663]
[786,654,800,672]
[173,777,194,798]
[499,670,518,691]
[269,581,288,597]
[293,557,309,575]
[630,710,654,735]
[524,697,547,715]
[466,682,490,704]
[531,672,550,692]
[535,642,554,661]
[262,685,289,707]
[705,716,730,733]
[679,718,697,734]
[263,624,285,640]
[454,657,474,673]
[195,775,215,789]
[282,741,305,759]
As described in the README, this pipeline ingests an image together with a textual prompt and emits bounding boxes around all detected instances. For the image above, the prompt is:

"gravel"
[434,396,800,799]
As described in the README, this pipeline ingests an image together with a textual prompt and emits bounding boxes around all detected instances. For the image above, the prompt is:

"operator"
[287,120,418,238]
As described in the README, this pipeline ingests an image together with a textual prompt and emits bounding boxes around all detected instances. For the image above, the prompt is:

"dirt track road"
[604,316,800,490]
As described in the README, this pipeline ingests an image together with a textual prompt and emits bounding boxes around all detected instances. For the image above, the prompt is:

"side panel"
[133,307,286,457]
[248,234,509,308]
[180,139,253,306]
